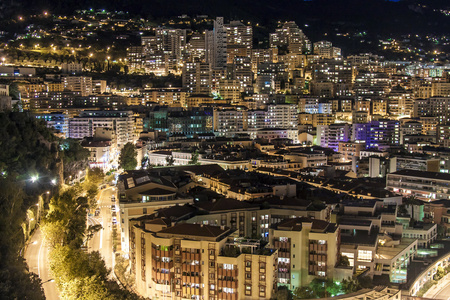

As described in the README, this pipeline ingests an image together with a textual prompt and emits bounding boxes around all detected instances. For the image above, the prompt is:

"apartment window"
[246,273,251,279]
[358,250,373,262]
[318,271,326,277]
[245,285,251,296]
[143,208,147,214]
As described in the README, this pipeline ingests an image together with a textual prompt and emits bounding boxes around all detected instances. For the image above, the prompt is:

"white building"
[68,110,135,148]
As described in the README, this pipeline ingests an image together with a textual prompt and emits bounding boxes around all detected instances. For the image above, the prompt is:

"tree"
[83,168,104,209]
[434,266,445,281]
[341,277,360,294]
[60,138,90,179]
[119,143,137,170]
[293,286,314,299]
[188,150,200,165]
[166,155,175,166]
[271,286,293,300]
[86,168,104,186]
[358,276,373,289]
[338,255,350,267]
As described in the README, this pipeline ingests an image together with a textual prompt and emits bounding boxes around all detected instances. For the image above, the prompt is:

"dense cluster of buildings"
[2,14,450,300]
[112,164,445,299]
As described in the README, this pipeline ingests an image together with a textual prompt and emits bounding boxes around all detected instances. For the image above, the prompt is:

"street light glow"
[31,176,38,183]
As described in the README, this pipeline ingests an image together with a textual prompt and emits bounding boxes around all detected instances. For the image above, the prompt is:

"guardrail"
[408,252,450,296]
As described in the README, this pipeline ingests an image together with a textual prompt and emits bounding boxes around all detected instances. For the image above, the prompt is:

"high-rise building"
[182,62,212,94]
[413,97,450,124]
[225,21,253,49]
[231,56,253,93]
[187,32,206,62]
[63,76,93,97]
[266,104,298,129]
[387,85,413,118]
[206,17,228,70]
[270,21,311,54]
[317,123,352,152]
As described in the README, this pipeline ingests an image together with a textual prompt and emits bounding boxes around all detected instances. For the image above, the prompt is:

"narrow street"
[88,186,116,275]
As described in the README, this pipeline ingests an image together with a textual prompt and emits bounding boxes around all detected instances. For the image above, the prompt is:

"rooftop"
[389,169,450,181]
[156,223,229,240]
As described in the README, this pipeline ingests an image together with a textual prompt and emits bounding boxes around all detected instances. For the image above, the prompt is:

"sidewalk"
[423,273,450,298]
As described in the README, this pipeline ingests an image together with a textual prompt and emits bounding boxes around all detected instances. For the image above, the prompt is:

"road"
[24,228,59,300]
[88,186,116,276]
[429,277,450,299]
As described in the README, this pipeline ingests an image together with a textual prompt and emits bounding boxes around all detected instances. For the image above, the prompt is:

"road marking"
[37,236,43,278]
[99,221,103,249]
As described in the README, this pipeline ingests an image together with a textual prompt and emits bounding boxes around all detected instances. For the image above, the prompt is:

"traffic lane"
[433,279,450,299]
[24,228,60,300]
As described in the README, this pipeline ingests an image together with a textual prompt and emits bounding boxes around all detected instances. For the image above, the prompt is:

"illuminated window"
[358,250,372,262]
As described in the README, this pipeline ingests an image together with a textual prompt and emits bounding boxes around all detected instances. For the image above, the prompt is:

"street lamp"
[31,175,38,183]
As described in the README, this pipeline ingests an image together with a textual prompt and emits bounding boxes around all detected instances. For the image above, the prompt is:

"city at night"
[1,0,450,299]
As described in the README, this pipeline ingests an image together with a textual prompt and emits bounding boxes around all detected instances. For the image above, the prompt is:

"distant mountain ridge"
[3,0,450,39]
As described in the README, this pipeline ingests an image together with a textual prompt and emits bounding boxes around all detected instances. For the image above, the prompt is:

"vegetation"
[434,266,445,281]
[338,255,350,267]
[41,186,142,299]
[119,142,137,170]
[417,280,437,297]
[188,150,200,165]
[83,167,105,209]
[271,286,293,300]
[115,256,135,288]
[0,112,63,299]
[165,155,175,166]
[0,177,46,299]
[60,138,90,179]
[293,276,372,299]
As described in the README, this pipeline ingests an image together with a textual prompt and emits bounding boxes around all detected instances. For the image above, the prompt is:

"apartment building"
[213,107,248,135]
[270,218,340,289]
[63,76,93,97]
[131,222,277,300]
[338,142,366,161]
[117,169,198,254]
[317,123,352,152]
[68,110,135,148]
[387,169,450,201]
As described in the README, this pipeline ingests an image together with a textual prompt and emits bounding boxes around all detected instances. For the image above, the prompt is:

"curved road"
[24,228,59,300]
[430,278,450,299]
[25,186,116,299]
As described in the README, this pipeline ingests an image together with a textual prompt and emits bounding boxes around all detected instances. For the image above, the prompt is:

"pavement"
[424,273,450,299]
[88,186,116,276]
[24,228,59,300]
